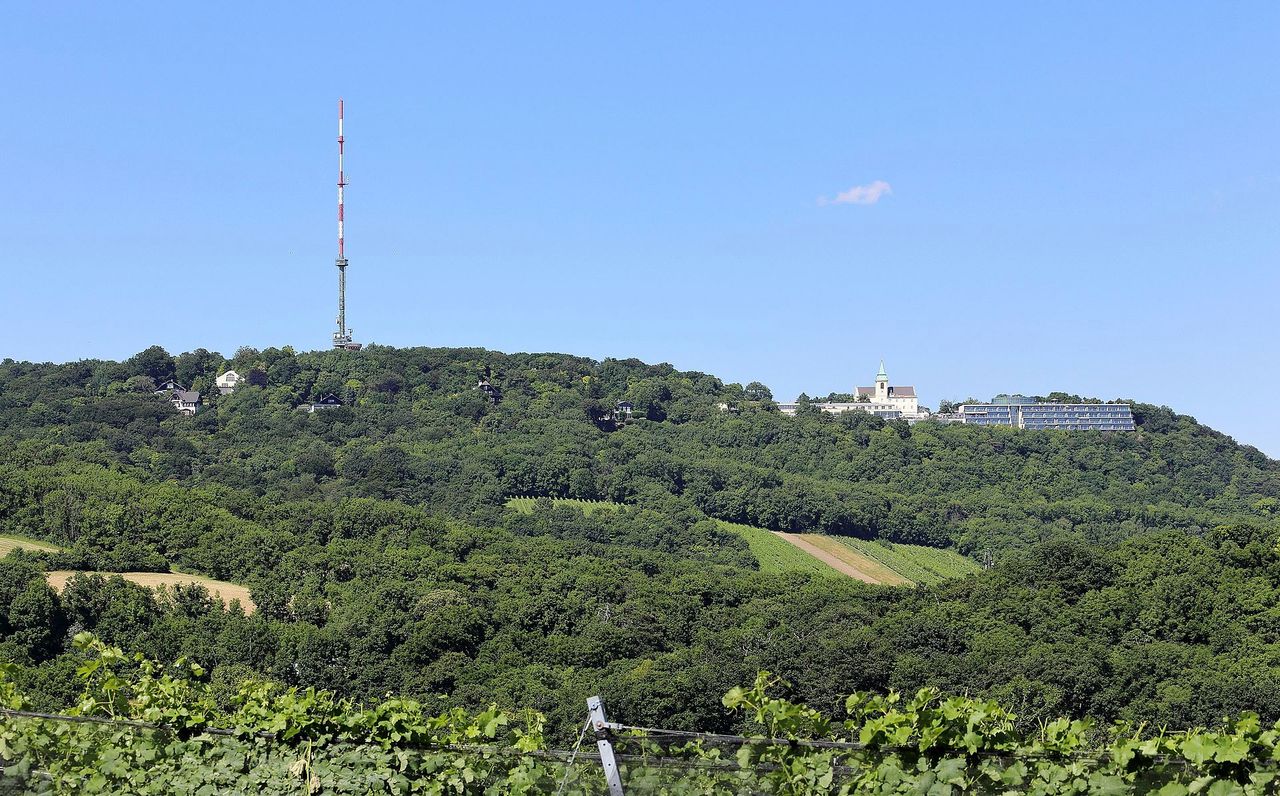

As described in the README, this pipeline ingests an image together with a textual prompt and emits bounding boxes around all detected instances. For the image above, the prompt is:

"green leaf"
[1181,735,1215,765]
[1206,780,1245,796]
[722,686,746,709]
[1213,737,1251,763]
[1087,773,1129,796]
[933,757,967,785]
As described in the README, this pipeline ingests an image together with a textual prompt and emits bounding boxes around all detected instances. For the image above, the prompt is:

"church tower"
[875,361,889,401]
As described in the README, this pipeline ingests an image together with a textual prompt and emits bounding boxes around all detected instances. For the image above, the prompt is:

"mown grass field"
[0,534,61,556]
[833,537,981,585]
[505,497,622,516]
[776,533,912,585]
[501,499,977,586]
[715,521,839,576]
[45,571,256,613]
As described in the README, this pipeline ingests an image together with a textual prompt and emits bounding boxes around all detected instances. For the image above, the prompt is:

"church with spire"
[776,362,925,422]
[855,361,920,417]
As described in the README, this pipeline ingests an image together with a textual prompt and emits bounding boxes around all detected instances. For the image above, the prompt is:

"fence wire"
[0,706,1237,795]
[0,710,777,795]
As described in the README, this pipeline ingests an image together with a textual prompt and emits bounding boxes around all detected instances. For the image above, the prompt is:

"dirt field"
[772,533,912,586]
[46,571,256,613]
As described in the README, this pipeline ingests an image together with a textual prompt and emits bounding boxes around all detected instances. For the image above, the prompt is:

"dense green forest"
[1,344,1279,745]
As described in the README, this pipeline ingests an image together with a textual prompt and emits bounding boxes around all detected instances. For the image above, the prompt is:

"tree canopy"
[0,345,1278,742]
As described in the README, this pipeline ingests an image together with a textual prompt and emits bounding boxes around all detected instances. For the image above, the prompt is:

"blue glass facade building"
[959,402,1135,431]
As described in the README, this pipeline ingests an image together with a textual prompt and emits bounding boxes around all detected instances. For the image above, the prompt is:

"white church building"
[778,362,926,422]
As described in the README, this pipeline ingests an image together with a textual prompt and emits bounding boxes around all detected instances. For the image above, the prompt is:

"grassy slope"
[716,521,839,576]
[832,537,982,586]
[0,534,61,555]
[502,498,977,585]
[777,534,911,585]
[505,499,839,576]
[506,497,622,516]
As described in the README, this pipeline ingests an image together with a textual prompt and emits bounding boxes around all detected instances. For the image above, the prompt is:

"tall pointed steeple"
[875,360,889,401]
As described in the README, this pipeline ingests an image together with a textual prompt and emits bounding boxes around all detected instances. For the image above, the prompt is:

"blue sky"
[4,4,1279,455]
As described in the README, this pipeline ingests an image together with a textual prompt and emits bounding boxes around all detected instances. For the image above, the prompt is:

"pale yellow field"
[773,533,912,586]
[46,571,256,613]
[0,534,61,556]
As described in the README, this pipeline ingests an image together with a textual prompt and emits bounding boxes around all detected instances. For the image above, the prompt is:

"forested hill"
[1,344,1275,561]
[2,344,1280,738]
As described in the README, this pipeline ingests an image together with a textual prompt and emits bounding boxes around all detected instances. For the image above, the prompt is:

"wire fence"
[0,705,1251,794]
[0,708,769,794]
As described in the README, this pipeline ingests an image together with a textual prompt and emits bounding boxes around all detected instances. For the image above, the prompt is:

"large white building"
[856,361,920,417]
[778,362,926,422]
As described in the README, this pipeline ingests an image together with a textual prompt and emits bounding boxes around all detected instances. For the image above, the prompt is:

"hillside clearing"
[716,521,839,576]
[774,534,911,585]
[0,534,61,556]
[834,537,981,585]
[501,499,975,586]
[504,502,843,577]
[46,571,256,613]
[506,497,622,516]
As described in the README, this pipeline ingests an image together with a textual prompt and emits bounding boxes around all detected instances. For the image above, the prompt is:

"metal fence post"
[587,696,625,796]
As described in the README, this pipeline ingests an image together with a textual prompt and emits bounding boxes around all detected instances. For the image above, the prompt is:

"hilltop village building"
[777,362,928,422]
[775,366,1134,432]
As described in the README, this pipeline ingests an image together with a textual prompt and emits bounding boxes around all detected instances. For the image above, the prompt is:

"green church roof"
[877,361,888,380]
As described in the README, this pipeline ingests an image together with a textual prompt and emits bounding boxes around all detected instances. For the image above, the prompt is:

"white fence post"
[586,696,625,795]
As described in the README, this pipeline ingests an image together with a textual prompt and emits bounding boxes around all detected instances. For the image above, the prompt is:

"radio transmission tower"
[332,98,361,350]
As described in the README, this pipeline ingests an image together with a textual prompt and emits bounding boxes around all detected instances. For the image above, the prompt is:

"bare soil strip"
[45,571,256,613]
[772,533,911,586]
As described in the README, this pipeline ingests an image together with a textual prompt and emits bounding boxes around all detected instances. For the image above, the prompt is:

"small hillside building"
[170,390,201,416]
[306,393,344,413]
[477,378,502,405]
[152,380,199,415]
[216,370,242,395]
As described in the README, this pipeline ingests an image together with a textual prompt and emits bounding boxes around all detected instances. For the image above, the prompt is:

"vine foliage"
[3,638,1280,794]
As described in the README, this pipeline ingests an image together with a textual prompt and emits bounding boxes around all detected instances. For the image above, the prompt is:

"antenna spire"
[338,97,346,260]
[332,98,361,350]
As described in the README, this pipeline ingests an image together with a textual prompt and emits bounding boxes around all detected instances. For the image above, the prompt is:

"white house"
[170,390,201,416]
[215,370,241,395]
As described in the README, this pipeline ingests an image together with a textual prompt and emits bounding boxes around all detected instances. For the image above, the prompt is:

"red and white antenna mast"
[338,97,346,260]
[332,98,360,350]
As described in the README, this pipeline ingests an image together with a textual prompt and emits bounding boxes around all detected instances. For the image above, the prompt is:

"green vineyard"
[831,536,981,585]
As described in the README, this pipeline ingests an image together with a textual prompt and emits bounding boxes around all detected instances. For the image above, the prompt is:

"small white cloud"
[819,180,893,206]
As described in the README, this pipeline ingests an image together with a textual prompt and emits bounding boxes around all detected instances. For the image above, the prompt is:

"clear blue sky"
[4,4,1278,456]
